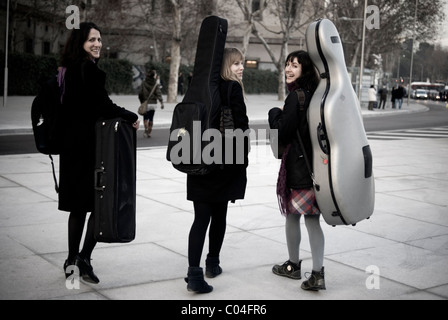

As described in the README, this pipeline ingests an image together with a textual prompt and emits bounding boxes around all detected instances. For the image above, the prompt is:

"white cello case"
[306,19,375,226]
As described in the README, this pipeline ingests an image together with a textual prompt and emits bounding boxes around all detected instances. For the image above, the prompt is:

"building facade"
[1,0,311,70]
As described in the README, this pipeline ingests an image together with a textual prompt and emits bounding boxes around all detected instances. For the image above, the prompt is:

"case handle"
[94,167,105,191]
[317,123,329,154]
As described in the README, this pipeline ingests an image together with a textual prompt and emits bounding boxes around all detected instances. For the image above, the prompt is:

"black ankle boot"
[184,267,213,293]
[301,267,326,291]
[63,258,77,279]
[75,255,100,284]
[205,256,222,278]
[272,260,302,280]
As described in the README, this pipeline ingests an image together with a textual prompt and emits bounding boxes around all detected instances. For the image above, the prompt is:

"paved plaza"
[0,95,447,302]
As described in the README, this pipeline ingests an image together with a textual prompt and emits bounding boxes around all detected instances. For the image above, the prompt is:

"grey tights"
[285,213,325,272]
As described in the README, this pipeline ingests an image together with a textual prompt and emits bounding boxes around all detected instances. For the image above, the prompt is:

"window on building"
[43,42,51,55]
[252,0,264,20]
[245,59,259,69]
[25,38,34,54]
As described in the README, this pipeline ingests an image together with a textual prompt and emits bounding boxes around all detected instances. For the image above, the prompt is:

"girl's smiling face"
[83,28,102,60]
[231,60,245,80]
[285,57,302,84]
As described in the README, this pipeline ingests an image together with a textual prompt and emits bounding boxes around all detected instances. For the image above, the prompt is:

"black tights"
[68,211,97,261]
[188,201,228,267]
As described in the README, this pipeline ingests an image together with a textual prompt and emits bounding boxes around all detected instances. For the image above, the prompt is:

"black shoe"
[185,267,213,294]
[63,258,77,279]
[205,256,222,278]
[75,255,100,284]
[272,260,302,280]
[301,267,326,291]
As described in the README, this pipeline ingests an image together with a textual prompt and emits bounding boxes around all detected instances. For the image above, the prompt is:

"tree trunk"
[167,0,182,103]
[241,23,253,57]
[278,68,285,101]
[277,40,288,101]
[350,41,361,68]
[168,40,181,103]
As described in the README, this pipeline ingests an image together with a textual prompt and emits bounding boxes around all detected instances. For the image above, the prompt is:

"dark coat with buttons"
[186,80,250,203]
[268,89,313,189]
[58,59,138,213]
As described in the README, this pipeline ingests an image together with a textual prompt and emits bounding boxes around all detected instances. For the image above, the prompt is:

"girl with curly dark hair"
[268,50,326,291]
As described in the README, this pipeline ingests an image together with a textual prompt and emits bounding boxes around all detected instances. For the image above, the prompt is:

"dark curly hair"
[285,50,319,94]
[61,22,101,67]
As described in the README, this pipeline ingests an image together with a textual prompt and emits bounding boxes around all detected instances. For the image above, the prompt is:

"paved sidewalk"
[1,95,447,302]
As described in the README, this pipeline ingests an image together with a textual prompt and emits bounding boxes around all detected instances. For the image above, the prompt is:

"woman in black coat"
[268,50,326,291]
[58,22,139,283]
[185,48,250,293]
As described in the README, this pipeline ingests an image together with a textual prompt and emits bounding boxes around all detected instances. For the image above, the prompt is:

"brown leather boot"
[147,121,153,137]
[143,120,149,137]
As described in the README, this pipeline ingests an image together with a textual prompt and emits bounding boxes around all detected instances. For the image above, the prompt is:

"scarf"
[277,144,291,216]
[286,81,299,93]
[276,81,300,216]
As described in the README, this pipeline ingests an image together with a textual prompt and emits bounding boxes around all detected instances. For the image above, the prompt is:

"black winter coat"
[268,89,313,189]
[58,60,138,213]
[187,81,250,203]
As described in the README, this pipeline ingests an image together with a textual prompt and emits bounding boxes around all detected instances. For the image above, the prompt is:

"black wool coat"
[58,60,138,213]
[268,89,314,189]
[187,80,250,203]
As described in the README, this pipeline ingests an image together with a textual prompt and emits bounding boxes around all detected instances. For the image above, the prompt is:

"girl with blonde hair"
[185,47,250,293]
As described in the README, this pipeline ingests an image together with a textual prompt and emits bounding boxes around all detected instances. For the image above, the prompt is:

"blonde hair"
[221,47,245,93]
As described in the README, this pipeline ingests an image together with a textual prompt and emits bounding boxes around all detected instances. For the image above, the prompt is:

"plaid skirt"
[287,188,320,216]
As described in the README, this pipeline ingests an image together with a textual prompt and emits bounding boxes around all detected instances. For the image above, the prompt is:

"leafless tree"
[331,0,445,73]
[234,0,330,100]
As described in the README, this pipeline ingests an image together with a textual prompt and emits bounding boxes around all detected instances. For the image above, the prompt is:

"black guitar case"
[94,118,137,243]
[306,19,375,226]
[166,16,228,175]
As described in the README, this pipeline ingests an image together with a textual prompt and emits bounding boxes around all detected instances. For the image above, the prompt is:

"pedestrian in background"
[268,50,326,291]
[368,85,377,110]
[58,22,140,284]
[378,86,387,109]
[396,85,405,109]
[391,86,397,108]
[178,72,184,95]
[138,70,164,138]
[185,48,250,294]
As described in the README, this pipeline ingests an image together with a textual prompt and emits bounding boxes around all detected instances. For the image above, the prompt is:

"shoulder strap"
[49,155,59,193]
[294,89,320,191]
[146,83,158,102]
[296,88,306,111]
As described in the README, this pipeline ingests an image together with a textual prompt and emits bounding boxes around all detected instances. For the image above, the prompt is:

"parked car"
[413,89,428,99]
